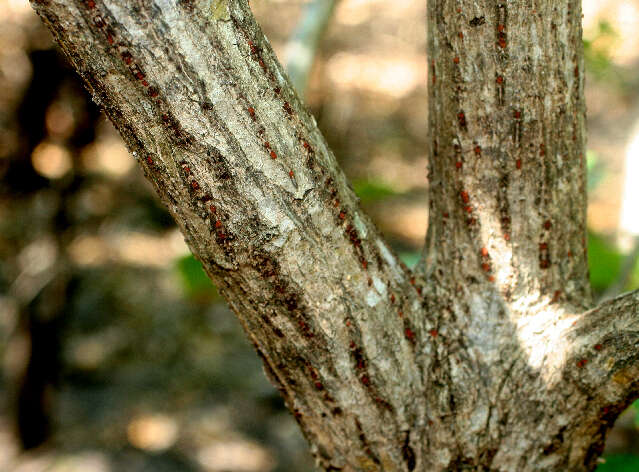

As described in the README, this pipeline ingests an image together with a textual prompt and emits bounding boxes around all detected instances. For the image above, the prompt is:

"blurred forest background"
[1,0,639,471]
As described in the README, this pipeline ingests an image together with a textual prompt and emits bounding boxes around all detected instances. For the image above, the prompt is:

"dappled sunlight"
[67,229,189,268]
[326,52,425,98]
[80,137,134,177]
[31,141,72,179]
[127,414,179,452]
[197,439,276,472]
[3,0,639,470]
[619,121,639,246]
[512,300,581,386]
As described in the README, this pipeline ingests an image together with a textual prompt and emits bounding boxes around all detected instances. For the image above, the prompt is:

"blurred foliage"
[587,150,607,193]
[584,20,617,80]
[175,255,220,302]
[588,232,639,295]
[399,251,420,269]
[596,454,639,471]
[352,178,402,204]
[588,231,625,293]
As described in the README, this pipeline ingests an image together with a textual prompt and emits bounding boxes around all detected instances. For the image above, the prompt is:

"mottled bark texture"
[29,0,639,470]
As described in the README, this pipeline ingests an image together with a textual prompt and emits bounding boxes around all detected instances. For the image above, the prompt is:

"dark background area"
[1,1,639,471]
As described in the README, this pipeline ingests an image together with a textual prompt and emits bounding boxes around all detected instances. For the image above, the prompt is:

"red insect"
[270,150,277,159]
[576,359,588,368]
[453,56,460,64]
[404,328,416,342]
[460,190,470,204]
[457,111,466,127]
[429,329,438,338]
[248,107,255,117]
[122,51,133,65]
[481,247,489,257]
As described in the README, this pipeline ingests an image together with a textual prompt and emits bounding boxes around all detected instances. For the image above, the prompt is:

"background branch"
[285,0,339,98]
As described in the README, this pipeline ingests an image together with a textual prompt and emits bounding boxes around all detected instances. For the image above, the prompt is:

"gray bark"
[29,0,639,470]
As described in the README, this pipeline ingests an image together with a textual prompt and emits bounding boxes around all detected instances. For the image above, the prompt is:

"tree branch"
[30,0,430,468]
[564,289,639,405]
[284,0,339,97]
[419,0,591,311]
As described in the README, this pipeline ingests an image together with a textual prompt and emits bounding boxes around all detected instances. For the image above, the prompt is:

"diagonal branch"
[563,289,639,406]
[547,289,639,467]
[30,0,429,469]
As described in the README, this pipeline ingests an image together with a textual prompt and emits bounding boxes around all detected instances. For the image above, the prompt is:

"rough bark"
[28,0,639,471]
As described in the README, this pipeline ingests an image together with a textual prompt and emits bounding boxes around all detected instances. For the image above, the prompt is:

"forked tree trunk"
[30,0,639,470]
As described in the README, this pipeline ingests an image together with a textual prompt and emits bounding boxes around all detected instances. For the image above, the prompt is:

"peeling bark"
[29,0,639,471]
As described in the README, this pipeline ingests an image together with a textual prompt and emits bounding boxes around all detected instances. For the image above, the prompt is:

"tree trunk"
[29,0,639,470]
